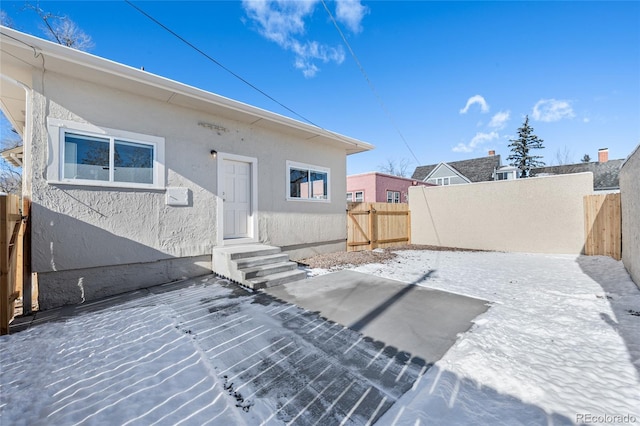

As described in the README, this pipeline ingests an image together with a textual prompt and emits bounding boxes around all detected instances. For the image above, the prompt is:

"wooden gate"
[1,195,33,335]
[347,202,410,252]
[584,193,621,260]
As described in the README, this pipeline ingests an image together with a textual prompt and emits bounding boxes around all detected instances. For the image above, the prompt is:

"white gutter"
[0,73,32,138]
[1,26,373,153]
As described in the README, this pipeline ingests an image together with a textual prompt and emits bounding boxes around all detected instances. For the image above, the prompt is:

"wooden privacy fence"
[1,195,33,335]
[347,202,410,252]
[584,193,621,260]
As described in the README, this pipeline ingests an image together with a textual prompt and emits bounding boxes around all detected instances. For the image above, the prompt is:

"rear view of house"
[0,27,373,309]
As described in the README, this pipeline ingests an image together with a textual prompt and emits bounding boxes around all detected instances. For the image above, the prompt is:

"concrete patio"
[8,272,489,424]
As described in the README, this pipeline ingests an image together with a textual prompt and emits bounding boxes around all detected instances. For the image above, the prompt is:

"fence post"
[22,198,32,315]
[1,195,8,335]
[368,204,376,250]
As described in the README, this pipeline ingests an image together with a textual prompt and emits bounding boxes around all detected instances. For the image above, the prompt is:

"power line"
[124,0,322,129]
[320,0,422,166]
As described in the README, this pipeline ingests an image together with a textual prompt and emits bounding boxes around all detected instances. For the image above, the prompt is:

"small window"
[287,161,330,201]
[496,171,514,181]
[386,190,401,203]
[346,192,353,201]
[355,191,364,202]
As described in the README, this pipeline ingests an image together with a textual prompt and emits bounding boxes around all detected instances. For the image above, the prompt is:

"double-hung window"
[355,191,364,202]
[48,118,165,189]
[287,161,330,201]
[387,190,401,203]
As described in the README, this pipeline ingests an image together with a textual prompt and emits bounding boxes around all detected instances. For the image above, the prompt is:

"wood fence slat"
[1,195,9,335]
[584,193,621,260]
[346,202,410,252]
[1,194,29,335]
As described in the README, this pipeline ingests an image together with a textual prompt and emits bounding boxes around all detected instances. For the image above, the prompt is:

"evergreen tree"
[507,115,545,178]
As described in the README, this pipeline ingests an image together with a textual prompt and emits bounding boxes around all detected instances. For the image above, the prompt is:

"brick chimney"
[488,150,495,156]
[598,148,609,163]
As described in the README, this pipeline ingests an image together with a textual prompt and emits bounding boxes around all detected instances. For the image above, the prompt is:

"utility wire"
[124,0,322,129]
[320,0,422,166]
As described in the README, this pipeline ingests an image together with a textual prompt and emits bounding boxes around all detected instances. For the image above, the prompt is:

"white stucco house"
[0,27,373,309]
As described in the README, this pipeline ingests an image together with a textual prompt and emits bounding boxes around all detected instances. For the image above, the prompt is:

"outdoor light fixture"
[210,149,217,159]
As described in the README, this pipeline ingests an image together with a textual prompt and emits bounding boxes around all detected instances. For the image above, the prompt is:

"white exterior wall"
[620,145,640,287]
[409,173,594,254]
[28,71,347,308]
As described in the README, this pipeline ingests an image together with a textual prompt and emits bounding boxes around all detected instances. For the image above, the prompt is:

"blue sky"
[1,1,639,175]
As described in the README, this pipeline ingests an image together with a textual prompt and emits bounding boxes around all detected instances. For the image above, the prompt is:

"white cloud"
[242,0,348,77]
[531,99,575,122]
[335,0,368,33]
[452,131,499,153]
[459,95,489,114]
[488,110,510,129]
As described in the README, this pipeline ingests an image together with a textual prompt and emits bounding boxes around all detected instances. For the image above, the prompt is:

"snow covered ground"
[1,250,639,425]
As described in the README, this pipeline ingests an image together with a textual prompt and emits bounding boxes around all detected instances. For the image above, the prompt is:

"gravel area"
[297,244,486,270]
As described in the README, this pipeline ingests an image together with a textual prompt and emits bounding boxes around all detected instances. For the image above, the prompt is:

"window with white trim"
[355,191,364,202]
[47,118,165,189]
[495,171,516,180]
[435,177,451,186]
[286,161,330,201]
[386,190,401,203]
[346,192,353,201]
[63,133,155,184]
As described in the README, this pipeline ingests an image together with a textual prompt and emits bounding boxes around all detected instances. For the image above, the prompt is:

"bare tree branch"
[377,158,411,177]
[24,1,94,51]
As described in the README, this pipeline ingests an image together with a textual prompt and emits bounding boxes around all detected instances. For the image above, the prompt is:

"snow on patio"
[345,250,640,425]
[1,250,639,425]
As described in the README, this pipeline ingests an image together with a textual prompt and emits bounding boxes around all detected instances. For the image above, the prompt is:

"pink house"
[346,172,433,203]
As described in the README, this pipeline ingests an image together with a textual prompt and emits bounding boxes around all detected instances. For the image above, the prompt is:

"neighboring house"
[412,151,502,185]
[0,27,373,308]
[530,148,623,192]
[346,172,432,203]
[411,148,621,191]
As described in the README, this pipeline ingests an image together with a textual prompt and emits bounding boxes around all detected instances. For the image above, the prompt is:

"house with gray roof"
[411,151,503,185]
[530,148,623,191]
[412,148,622,191]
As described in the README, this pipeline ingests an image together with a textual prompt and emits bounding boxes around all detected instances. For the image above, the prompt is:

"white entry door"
[223,159,251,239]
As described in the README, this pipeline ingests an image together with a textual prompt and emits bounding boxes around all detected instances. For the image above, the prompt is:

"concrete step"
[229,246,281,260]
[247,269,307,290]
[241,261,298,279]
[234,253,290,269]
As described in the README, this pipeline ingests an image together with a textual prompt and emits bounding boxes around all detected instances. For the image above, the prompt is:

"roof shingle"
[412,155,502,182]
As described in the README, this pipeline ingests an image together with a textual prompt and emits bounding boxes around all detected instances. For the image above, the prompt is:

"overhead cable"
[320,0,421,165]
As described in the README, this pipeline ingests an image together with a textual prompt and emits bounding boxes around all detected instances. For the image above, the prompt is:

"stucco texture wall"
[620,145,640,286]
[409,173,593,254]
[26,70,349,306]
